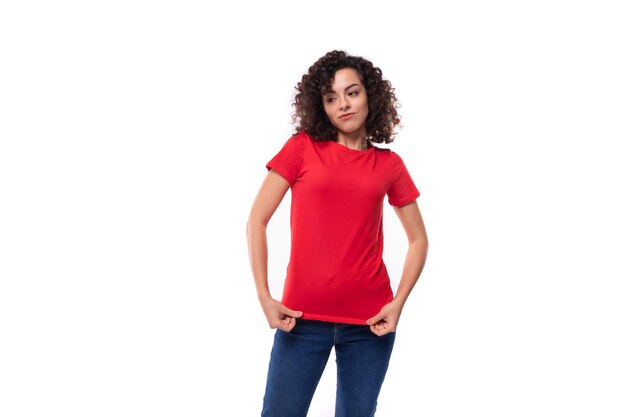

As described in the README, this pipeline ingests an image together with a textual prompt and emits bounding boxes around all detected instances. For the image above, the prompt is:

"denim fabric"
[261,319,395,417]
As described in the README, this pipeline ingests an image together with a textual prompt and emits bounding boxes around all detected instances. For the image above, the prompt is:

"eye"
[325,97,337,103]
[348,90,359,96]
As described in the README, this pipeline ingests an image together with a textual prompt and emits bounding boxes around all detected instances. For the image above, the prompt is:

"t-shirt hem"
[300,312,368,325]
[389,190,421,207]
[266,163,295,186]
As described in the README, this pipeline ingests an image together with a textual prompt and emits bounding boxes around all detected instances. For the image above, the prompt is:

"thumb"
[366,312,384,326]
[281,306,303,318]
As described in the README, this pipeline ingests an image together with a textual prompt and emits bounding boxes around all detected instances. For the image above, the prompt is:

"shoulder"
[372,145,401,161]
[386,149,407,165]
[373,147,408,176]
[292,131,313,143]
[280,131,313,151]
[276,131,311,153]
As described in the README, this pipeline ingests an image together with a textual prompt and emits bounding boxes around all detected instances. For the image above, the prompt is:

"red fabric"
[266,132,420,325]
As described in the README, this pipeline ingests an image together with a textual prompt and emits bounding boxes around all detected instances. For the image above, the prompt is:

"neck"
[337,131,368,150]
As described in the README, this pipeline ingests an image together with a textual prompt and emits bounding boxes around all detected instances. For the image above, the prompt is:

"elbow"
[421,234,429,258]
[420,232,429,251]
[246,212,268,239]
[421,232,429,248]
[409,231,428,252]
[413,236,428,250]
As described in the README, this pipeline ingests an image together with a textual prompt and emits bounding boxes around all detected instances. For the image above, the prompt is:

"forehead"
[331,68,362,87]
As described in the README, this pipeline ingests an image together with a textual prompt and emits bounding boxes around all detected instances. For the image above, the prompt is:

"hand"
[260,297,303,332]
[366,299,403,336]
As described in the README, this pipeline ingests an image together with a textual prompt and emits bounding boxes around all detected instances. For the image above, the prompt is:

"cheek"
[359,96,369,112]
[322,103,333,117]
[361,104,369,120]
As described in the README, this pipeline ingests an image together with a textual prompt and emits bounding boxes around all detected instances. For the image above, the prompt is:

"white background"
[1,1,625,416]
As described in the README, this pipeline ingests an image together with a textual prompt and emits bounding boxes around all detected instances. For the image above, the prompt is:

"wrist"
[258,292,273,304]
[392,295,408,308]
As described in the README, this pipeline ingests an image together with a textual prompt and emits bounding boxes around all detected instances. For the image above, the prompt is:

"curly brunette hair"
[292,50,401,144]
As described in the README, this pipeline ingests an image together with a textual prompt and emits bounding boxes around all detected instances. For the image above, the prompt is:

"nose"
[339,96,350,111]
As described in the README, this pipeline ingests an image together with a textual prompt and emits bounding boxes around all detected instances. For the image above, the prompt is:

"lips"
[338,113,355,120]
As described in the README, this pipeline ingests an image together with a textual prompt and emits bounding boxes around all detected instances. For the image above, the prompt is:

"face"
[322,68,369,138]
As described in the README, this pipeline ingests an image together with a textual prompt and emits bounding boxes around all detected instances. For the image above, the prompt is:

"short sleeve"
[387,153,420,207]
[265,134,304,186]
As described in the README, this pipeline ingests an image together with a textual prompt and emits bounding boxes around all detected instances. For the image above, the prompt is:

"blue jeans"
[261,319,396,417]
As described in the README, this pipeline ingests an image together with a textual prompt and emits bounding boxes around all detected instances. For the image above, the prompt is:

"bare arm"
[366,200,429,336]
[246,169,302,331]
[391,200,429,306]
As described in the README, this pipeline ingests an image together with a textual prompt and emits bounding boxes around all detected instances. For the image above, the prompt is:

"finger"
[369,325,383,336]
[366,313,384,326]
[286,317,296,330]
[378,328,391,336]
[370,325,391,337]
[280,306,303,318]
[279,317,296,332]
[272,314,289,329]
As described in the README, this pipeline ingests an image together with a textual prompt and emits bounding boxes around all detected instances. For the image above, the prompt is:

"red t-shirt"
[266,132,420,325]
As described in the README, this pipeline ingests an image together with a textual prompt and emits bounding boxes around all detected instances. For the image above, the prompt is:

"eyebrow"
[323,83,361,95]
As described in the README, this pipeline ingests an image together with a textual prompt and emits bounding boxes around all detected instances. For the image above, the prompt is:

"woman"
[247,50,428,417]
